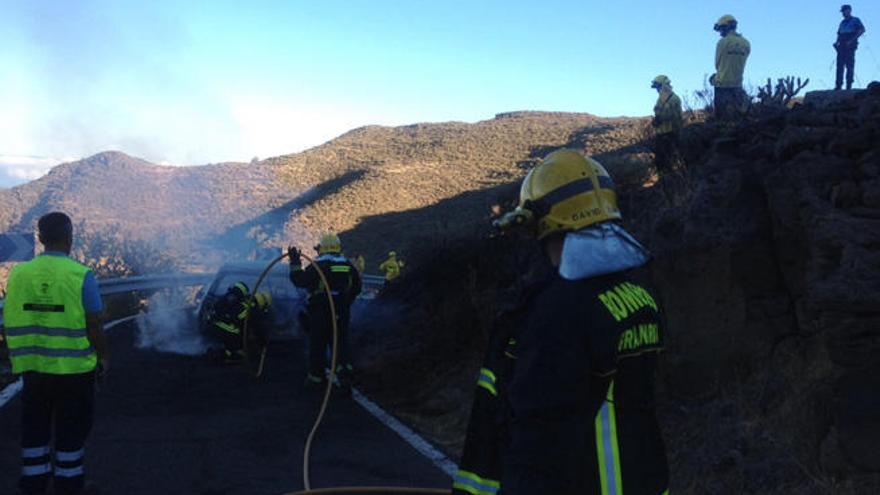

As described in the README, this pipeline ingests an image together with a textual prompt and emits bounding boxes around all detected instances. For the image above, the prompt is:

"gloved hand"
[287,245,302,265]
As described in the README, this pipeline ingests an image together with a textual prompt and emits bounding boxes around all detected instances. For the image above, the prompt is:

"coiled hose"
[243,251,452,495]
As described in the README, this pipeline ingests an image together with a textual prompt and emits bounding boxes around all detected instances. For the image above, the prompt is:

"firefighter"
[454,150,669,495]
[378,251,404,282]
[651,75,683,173]
[711,15,751,120]
[288,233,361,391]
[210,281,251,363]
[249,291,273,348]
[3,212,108,495]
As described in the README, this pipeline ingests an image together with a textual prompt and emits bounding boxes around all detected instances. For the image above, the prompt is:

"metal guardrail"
[362,274,386,286]
[0,273,216,325]
[97,273,216,296]
[1,272,386,322]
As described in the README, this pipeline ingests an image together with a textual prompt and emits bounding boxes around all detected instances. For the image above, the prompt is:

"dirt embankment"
[356,85,880,494]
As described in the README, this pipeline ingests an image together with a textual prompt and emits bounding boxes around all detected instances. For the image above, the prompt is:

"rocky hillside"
[0,112,650,271]
[0,151,293,251]
[642,86,880,493]
[355,87,880,494]
[265,111,651,266]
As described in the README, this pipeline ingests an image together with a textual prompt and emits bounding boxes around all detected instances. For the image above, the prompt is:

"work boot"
[333,364,354,397]
[222,349,245,364]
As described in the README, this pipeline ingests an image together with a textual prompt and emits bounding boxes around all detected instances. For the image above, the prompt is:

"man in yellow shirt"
[711,15,751,120]
[379,251,404,282]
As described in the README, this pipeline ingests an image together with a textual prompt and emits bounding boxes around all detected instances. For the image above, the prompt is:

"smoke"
[135,289,212,356]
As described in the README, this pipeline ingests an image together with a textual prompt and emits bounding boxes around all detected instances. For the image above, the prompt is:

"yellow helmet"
[254,291,272,310]
[318,233,342,254]
[651,75,671,88]
[231,281,249,297]
[388,251,396,257]
[495,149,621,240]
[714,15,737,31]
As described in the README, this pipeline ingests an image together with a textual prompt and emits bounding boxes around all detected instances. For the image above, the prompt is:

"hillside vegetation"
[0,112,650,273]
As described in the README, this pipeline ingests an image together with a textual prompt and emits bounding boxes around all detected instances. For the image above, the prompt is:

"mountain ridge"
[0,111,651,269]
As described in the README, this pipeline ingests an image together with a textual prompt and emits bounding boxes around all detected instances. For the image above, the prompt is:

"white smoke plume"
[135,289,212,355]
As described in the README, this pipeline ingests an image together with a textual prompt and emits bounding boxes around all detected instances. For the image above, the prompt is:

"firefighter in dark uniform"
[210,281,251,363]
[288,233,361,390]
[3,212,109,495]
[249,291,273,347]
[454,150,670,495]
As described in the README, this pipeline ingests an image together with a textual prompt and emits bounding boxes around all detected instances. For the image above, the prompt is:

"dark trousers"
[20,372,95,495]
[714,87,746,120]
[307,302,352,378]
[836,46,856,90]
[217,324,243,353]
[653,133,679,173]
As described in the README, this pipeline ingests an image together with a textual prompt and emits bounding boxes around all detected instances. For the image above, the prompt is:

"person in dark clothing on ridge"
[289,233,361,392]
[453,150,670,495]
[835,4,867,90]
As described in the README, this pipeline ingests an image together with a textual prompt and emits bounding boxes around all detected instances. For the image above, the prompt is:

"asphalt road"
[0,320,451,494]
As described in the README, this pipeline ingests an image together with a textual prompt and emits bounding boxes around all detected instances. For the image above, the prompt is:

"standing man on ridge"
[711,15,751,120]
[3,212,108,495]
[453,150,669,495]
[289,233,361,392]
[651,75,683,173]
[835,4,866,90]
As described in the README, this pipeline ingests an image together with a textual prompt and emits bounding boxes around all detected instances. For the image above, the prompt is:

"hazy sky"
[1,0,878,186]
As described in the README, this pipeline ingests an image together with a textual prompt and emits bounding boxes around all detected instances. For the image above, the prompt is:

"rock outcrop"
[359,85,880,494]
[640,84,880,492]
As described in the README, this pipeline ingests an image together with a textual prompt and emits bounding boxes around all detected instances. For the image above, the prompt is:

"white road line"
[0,314,141,409]
[3,314,461,481]
[0,378,22,408]
[352,387,458,477]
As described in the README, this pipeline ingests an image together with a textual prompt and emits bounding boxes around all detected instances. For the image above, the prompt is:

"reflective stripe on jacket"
[714,32,750,88]
[653,90,682,135]
[456,271,670,495]
[211,291,251,335]
[3,255,96,374]
[290,253,362,309]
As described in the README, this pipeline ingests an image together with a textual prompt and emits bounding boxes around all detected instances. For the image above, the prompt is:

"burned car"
[196,261,307,340]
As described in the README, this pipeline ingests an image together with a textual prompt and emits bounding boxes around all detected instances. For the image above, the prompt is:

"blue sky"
[1,0,878,186]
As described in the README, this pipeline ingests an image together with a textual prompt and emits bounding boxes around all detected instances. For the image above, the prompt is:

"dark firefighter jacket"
[453,269,669,495]
[211,289,250,337]
[289,253,362,315]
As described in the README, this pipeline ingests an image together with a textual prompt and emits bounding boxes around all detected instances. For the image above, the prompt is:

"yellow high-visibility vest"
[3,255,96,374]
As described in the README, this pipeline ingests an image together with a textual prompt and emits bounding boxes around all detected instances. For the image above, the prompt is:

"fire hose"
[243,250,452,495]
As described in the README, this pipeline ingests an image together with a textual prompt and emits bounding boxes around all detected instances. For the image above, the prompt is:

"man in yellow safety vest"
[3,212,108,495]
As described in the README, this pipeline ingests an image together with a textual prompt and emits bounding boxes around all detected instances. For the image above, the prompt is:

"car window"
[210,266,303,300]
